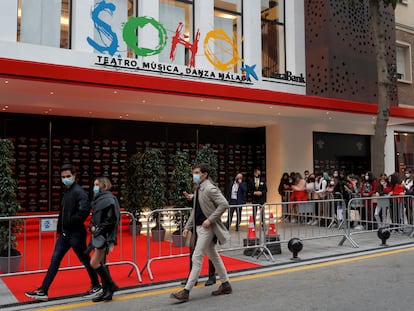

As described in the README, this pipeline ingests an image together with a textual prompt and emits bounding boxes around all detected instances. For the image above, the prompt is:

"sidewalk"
[1,224,413,309]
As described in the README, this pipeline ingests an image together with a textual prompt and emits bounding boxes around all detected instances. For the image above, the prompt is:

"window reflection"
[17,0,71,49]
[394,132,414,173]
[213,0,242,73]
[159,0,193,66]
[261,0,285,78]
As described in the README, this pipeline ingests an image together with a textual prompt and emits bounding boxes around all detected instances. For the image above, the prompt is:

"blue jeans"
[41,230,99,293]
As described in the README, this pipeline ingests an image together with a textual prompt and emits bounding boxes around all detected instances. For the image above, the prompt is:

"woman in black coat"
[88,177,120,302]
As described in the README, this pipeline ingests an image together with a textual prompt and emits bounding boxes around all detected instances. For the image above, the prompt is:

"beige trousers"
[184,225,229,291]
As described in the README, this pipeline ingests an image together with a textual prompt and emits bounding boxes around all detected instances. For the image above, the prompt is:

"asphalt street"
[8,244,414,311]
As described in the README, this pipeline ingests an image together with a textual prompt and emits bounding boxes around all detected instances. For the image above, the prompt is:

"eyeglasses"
[61,175,72,178]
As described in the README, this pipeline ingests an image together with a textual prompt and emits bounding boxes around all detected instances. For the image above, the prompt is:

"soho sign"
[87,0,249,73]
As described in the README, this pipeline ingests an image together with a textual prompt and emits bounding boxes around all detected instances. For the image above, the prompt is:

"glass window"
[159,0,193,66]
[395,132,414,173]
[396,43,412,83]
[213,0,242,72]
[261,0,285,78]
[17,0,71,49]
[87,0,134,57]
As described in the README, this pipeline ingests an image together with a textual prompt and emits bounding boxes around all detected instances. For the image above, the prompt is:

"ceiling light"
[4,80,8,84]
[114,91,118,94]
[142,100,146,103]
[50,91,54,95]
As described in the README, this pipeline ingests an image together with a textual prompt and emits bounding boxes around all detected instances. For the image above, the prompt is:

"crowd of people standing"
[278,169,414,229]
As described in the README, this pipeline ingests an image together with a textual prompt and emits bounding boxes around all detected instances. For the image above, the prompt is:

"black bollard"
[377,228,391,247]
[288,238,303,261]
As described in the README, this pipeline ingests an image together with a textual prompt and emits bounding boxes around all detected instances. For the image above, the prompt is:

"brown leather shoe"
[211,283,232,296]
[170,290,189,302]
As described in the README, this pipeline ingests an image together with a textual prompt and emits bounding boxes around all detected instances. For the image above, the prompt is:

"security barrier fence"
[0,211,142,282]
[1,195,413,283]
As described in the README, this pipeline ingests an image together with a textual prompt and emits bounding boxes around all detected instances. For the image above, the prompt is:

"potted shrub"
[195,144,218,182]
[126,149,166,241]
[170,151,192,247]
[125,152,144,235]
[0,139,22,273]
[143,149,167,241]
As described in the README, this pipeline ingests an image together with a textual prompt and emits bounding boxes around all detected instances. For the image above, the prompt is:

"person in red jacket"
[359,171,378,230]
[290,172,309,224]
[385,172,405,230]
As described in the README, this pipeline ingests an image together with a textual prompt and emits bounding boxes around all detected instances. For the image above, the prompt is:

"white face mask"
[61,177,74,186]
[193,174,201,184]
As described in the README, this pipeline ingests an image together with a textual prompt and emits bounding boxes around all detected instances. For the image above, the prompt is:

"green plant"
[125,149,166,229]
[195,144,218,182]
[0,139,21,257]
[125,152,144,224]
[170,151,193,234]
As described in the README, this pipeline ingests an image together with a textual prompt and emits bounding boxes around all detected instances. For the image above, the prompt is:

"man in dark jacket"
[25,164,101,301]
[247,168,267,227]
[226,172,247,231]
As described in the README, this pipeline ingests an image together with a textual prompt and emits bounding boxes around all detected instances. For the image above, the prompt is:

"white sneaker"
[311,220,319,226]
[82,285,103,298]
[291,217,297,223]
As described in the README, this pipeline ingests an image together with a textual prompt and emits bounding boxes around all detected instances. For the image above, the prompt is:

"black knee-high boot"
[93,265,118,302]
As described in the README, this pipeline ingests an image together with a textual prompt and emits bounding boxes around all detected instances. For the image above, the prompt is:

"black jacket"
[90,191,120,245]
[57,183,90,235]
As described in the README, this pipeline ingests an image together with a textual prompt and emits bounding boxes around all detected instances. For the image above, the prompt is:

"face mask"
[93,185,100,194]
[237,178,242,183]
[193,174,201,184]
[381,182,386,186]
[405,174,411,179]
[333,173,338,178]
[365,176,369,181]
[330,181,335,186]
[62,177,74,187]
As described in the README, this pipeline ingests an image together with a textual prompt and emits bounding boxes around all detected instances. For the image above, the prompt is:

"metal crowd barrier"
[0,211,142,283]
[262,194,359,250]
[8,195,412,284]
[345,194,414,247]
[143,204,265,280]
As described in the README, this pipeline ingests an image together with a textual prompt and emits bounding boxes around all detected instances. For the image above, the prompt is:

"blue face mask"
[61,177,74,187]
[193,174,201,184]
[405,174,411,179]
[93,185,100,194]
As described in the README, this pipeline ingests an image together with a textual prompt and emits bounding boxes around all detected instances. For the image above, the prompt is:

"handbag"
[349,209,360,221]
[91,235,106,248]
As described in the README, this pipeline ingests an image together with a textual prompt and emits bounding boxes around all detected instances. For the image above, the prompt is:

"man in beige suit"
[170,163,232,302]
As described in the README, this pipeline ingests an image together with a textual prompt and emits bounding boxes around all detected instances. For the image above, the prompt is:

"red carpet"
[1,217,261,302]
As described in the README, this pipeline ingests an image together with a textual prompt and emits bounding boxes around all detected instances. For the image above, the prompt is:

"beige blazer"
[185,178,230,245]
